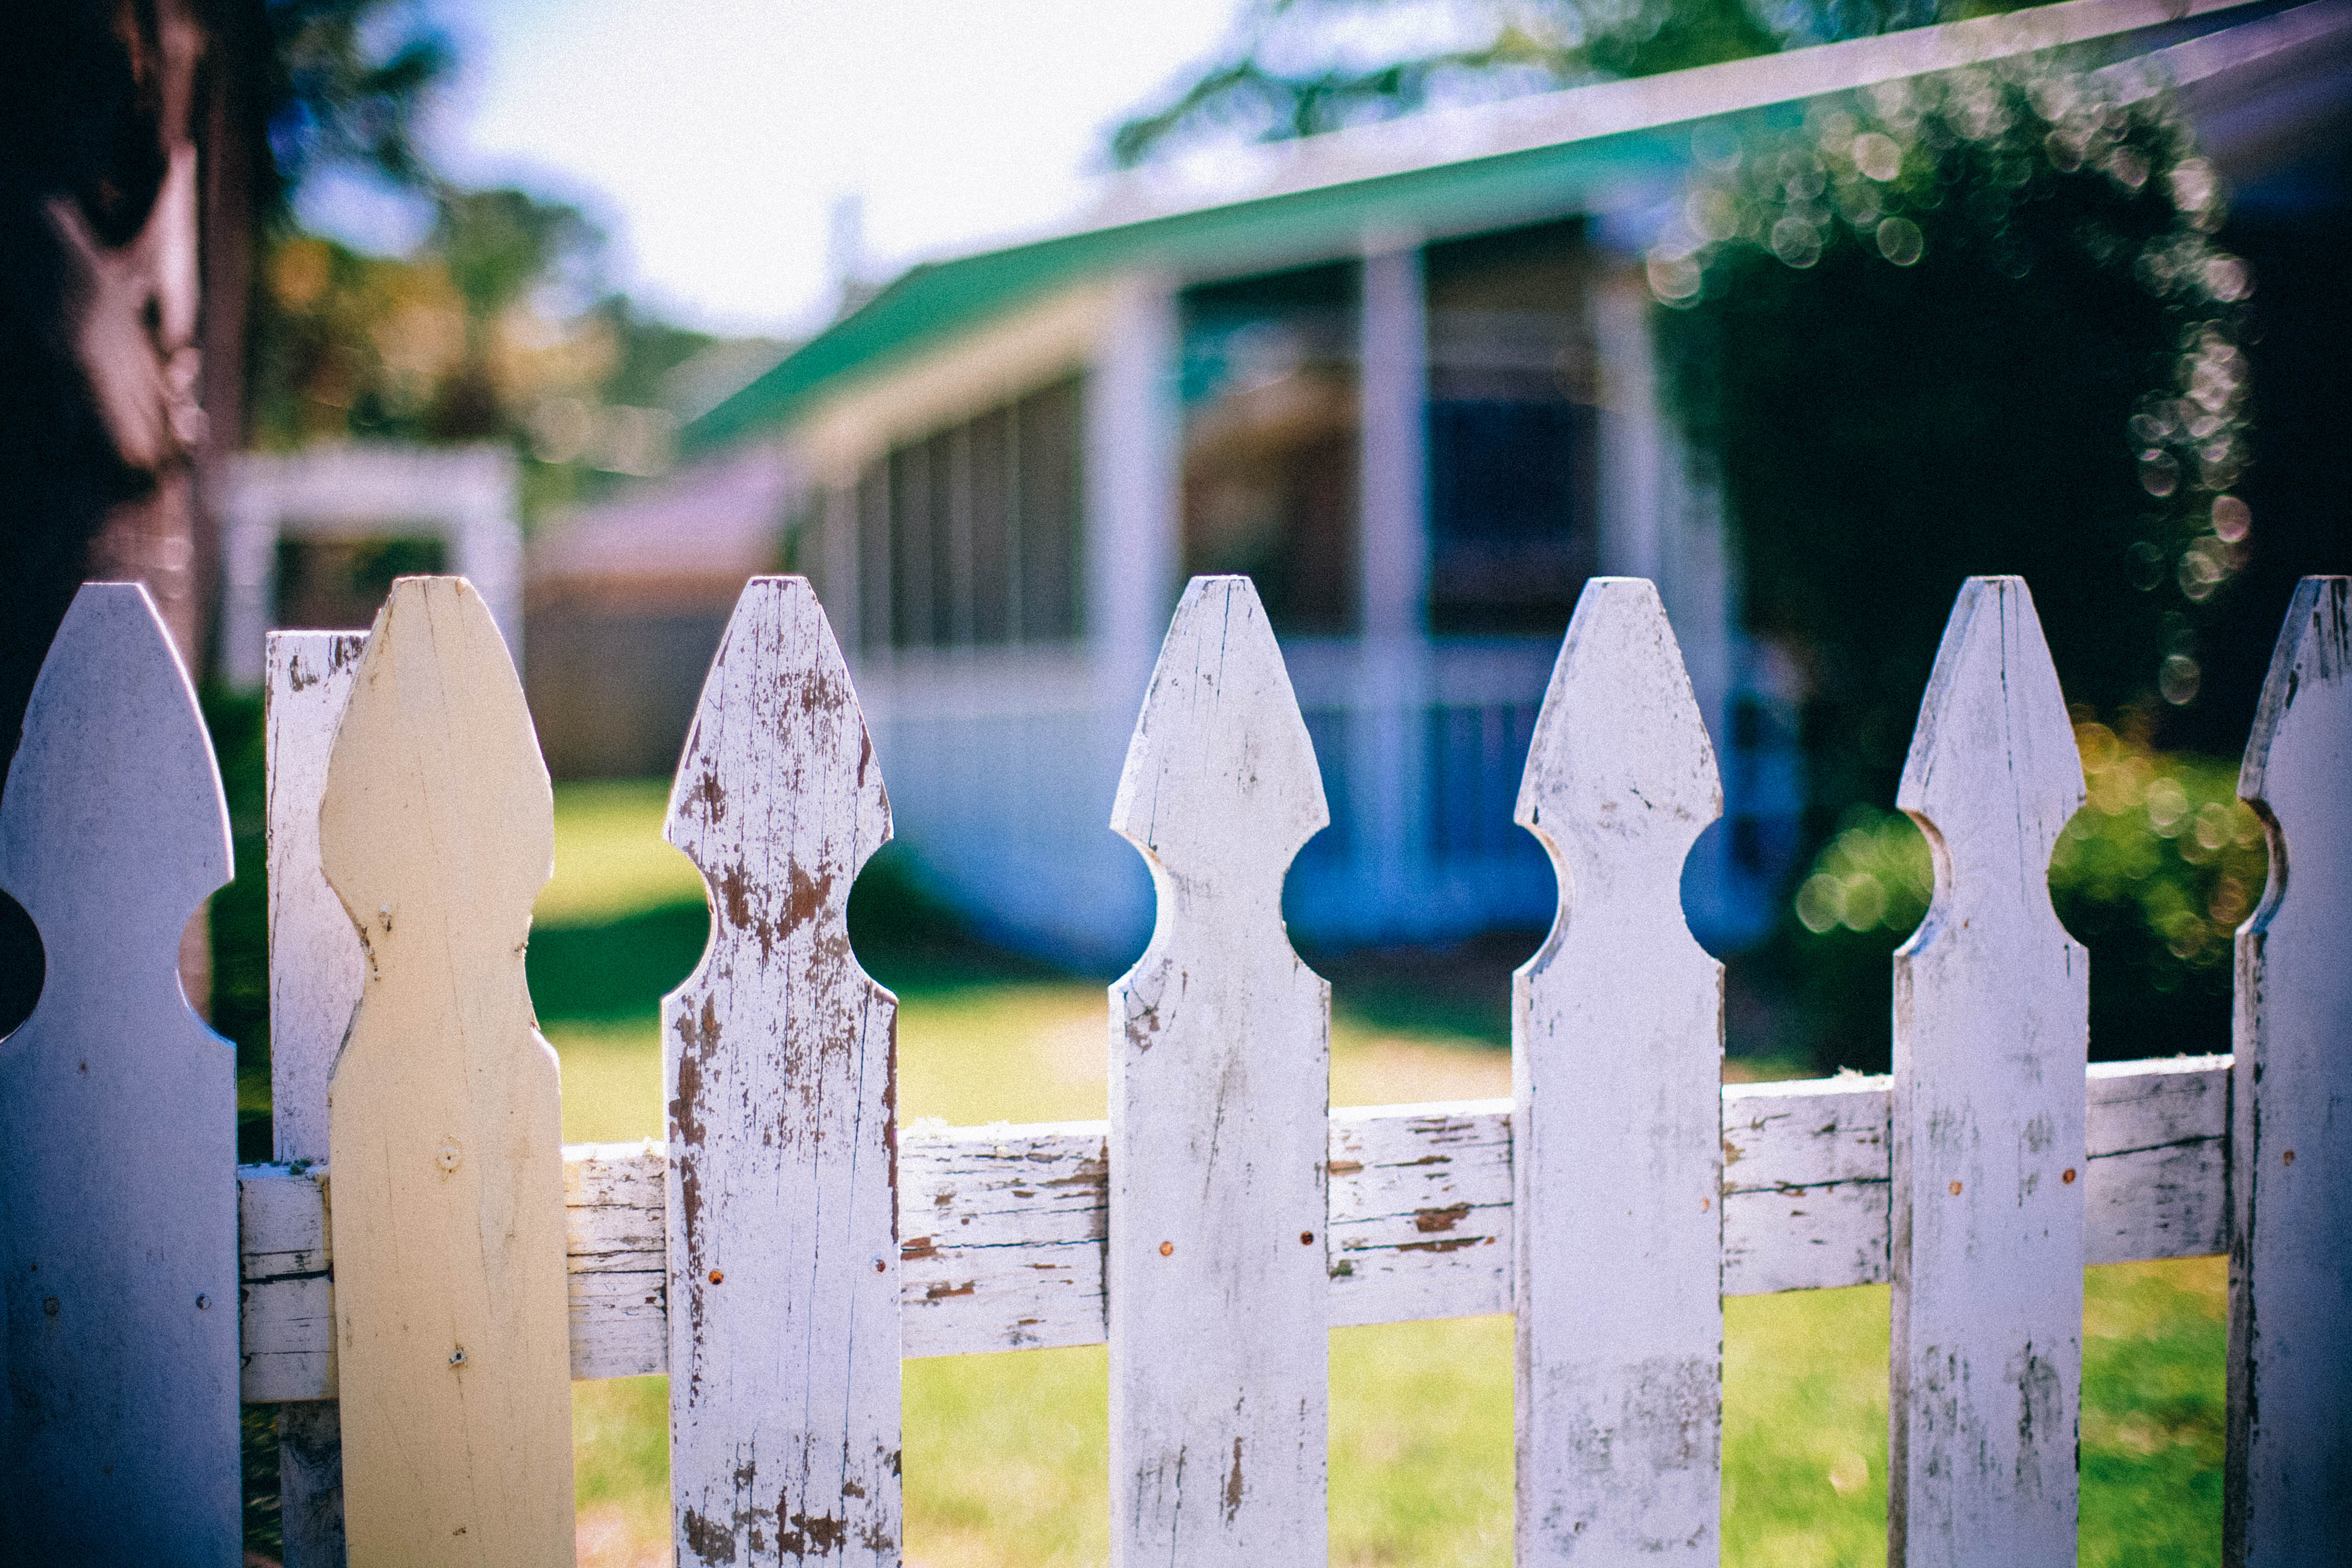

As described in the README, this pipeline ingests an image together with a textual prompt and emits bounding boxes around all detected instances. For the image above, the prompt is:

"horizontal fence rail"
[234,1054,2227,1398]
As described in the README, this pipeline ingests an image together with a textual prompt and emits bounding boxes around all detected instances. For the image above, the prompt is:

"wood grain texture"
[268,631,370,1162]
[0,583,240,1562]
[1108,576,1331,1568]
[235,1055,2230,1394]
[264,628,368,1568]
[1512,578,1725,1563]
[2227,577,2352,1566]
[318,577,574,1564]
[1889,577,2087,1568]
[664,577,900,1567]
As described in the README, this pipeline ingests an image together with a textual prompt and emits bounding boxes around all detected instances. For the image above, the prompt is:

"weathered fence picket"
[13,568,2352,1562]
[1109,575,1332,1566]
[0,583,240,1561]
[1889,577,2088,1566]
[317,578,574,1562]
[263,628,367,1567]
[2227,575,2352,1565]
[664,577,902,1566]
[1512,578,1725,1563]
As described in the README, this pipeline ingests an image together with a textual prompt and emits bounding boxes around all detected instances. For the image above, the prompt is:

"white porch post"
[1084,272,1182,942]
[1086,272,1182,711]
[821,478,861,653]
[1355,241,1434,937]
[1590,262,1737,936]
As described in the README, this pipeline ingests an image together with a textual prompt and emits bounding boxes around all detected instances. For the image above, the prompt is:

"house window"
[1180,262,1360,636]
[1425,220,1598,635]
[850,377,1082,651]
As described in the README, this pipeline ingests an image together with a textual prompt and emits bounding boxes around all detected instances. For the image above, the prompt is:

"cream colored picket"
[264,628,367,1568]
[1889,577,2088,1567]
[0,583,240,1562]
[1109,575,1332,1567]
[663,577,902,1567]
[2227,575,2352,1564]
[318,577,574,1563]
[1512,577,1725,1563]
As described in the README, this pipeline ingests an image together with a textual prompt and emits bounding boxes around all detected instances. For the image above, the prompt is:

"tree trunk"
[1,0,256,1028]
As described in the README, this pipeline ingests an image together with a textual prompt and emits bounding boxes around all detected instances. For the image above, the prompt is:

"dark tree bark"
[2,0,263,1030]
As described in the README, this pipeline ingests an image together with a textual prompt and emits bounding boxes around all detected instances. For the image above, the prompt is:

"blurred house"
[525,447,791,778]
[676,0,2346,968]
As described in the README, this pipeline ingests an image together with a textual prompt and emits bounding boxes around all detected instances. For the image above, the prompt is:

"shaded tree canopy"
[1110,0,2000,167]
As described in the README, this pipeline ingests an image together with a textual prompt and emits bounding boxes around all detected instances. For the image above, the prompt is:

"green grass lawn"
[539,783,2228,1568]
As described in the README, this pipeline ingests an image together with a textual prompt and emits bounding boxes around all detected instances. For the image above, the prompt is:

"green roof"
[684,125,1692,453]
[685,0,2276,453]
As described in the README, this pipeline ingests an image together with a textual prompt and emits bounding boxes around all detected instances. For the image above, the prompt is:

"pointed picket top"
[317,577,574,1563]
[1511,578,1724,1565]
[1109,575,1332,1567]
[2226,577,2352,1564]
[1514,575,1721,917]
[1888,575,2087,1567]
[1896,576,2084,920]
[0,583,232,976]
[0,582,241,1560]
[1111,574,1328,915]
[662,577,900,1568]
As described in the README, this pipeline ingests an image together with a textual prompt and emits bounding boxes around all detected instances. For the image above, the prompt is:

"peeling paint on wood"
[0,583,240,1561]
[319,577,574,1563]
[1890,578,2086,1567]
[1108,577,1330,1567]
[664,578,899,1566]
[264,628,368,1568]
[233,1055,2230,1397]
[1512,578,1724,1564]
[2227,576,2352,1565]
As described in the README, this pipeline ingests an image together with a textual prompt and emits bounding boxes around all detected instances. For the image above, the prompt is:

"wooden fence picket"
[264,628,368,1568]
[2226,575,2352,1564]
[0,582,241,1562]
[1888,577,2086,1567]
[1512,577,1725,1563]
[1108,575,1332,1567]
[662,575,901,1566]
[317,577,574,1563]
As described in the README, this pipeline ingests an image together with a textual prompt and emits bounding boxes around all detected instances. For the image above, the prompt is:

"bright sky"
[341,0,1249,335]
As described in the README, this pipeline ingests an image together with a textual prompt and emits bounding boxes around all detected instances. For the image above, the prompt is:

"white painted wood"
[234,1055,2230,1394]
[2227,575,2352,1565]
[0,583,240,1561]
[1511,577,1724,1562]
[664,576,900,1567]
[1889,577,2087,1568]
[266,628,367,1568]
[1108,575,1331,1568]
[267,630,369,1163]
[318,576,574,1564]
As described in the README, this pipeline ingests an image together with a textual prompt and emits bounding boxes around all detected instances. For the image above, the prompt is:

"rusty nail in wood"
[2061,1168,2077,1184]
[1299,1231,1314,1246]
[1949,1181,1963,1196]
[709,1270,724,1285]
[1159,1241,1174,1257]
[2284,1149,2296,1166]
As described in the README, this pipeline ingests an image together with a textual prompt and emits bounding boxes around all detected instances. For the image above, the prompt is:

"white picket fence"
[1,569,2345,1566]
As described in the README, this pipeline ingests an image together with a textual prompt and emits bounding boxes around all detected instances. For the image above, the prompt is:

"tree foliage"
[1651,62,2257,1065]
[1110,0,2000,167]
